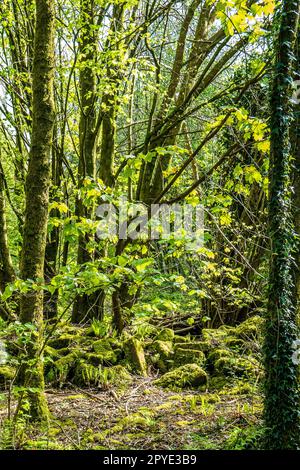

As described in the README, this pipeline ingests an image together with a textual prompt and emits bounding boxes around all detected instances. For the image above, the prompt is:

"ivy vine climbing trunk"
[19,0,55,421]
[264,0,300,449]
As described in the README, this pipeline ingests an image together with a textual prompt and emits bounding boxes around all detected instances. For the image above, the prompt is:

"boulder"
[124,337,147,376]
[154,363,207,390]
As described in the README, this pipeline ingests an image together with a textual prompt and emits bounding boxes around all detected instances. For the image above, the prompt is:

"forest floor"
[0,376,262,450]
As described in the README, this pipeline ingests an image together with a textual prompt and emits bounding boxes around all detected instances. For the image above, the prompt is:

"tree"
[19,0,55,421]
[264,0,300,449]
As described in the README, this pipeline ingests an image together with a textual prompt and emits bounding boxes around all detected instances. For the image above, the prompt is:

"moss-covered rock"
[148,340,174,372]
[0,365,16,385]
[233,316,264,341]
[174,347,205,367]
[154,363,207,390]
[207,348,233,366]
[202,327,232,347]
[150,340,173,358]
[124,337,147,376]
[48,333,83,350]
[173,335,190,344]
[156,328,175,342]
[214,356,260,379]
[105,365,132,387]
[175,341,208,352]
[74,361,102,387]
[46,352,79,386]
[74,362,132,389]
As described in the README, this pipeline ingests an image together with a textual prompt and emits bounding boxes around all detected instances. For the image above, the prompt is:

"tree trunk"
[72,0,98,324]
[264,0,300,449]
[19,0,55,422]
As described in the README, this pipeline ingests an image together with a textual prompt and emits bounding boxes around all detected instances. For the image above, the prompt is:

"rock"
[150,340,173,358]
[46,352,79,386]
[173,335,190,344]
[174,347,205,367]
[202,327,233,347]
[74,362,132,389]
[48,333,82,349]
[74,361,101,387]
[175,341,208,352]
[207,348,233,366]
[156,328,175,342]
[148,340,174,372]
[85,351,117,366]
[154,363,207,390]
[233,316,264,341]
[214,356,260,378]
[124,337,147,376]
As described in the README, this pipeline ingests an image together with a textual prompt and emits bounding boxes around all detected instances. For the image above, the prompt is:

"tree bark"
[264,0,300,449]
[19,0,55,422]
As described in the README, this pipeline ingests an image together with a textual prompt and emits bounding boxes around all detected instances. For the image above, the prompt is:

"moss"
[174,348,206,367]
[74,362,132,389]
[105,365,132,388]
[156,328,175,342]
[74,361,102,387]
[85,350,117,366]
[233,316,264,341]
[174,335,190,344]
[0,365,16,385]
[224,337,245,349]
[202,328,230,346]
[148,340,174,372]
[112,409,156,432]
[24,440,68,450]
[151,340,173,357]
[214,356,261,379]
[48,333,83,349]
[175,341,208,352]
[207,348,233,365]
[124,337,147,376]
[46,352,79,386]
[208,376,228,390]
[44,345,61,359]
[226,381,257,396]
[154,363,208,390]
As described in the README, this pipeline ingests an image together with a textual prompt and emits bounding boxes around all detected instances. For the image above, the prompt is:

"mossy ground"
[0,316,264,449]
[0,376,262,450]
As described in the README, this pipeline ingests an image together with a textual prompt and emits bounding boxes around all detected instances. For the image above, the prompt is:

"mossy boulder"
[148,340,174,372]
[124,337,147,376]
[74,362,132,389]
[46,352,79,386]
[154,363,207,390]
[0,365,16,385]
[173,335,190,344]
[89,339,119,365]
[175,341,208,352]
[233,316,264,341]
[174,347,205,367]
[201,328,230,347]
[48,333,83,350]
[214,356,260,379]
[156,328,175,342]
[207,348,234,366]
[150,340,173,358]
[105,365,132,387]
[74,361,102,387]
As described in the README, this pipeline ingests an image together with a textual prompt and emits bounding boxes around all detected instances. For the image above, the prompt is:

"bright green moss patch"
[154,364,208,390]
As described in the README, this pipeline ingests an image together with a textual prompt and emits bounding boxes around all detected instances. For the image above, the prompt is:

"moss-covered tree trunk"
[264,0,300,449]
[19,0,55,421]
[72,0,99,324]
